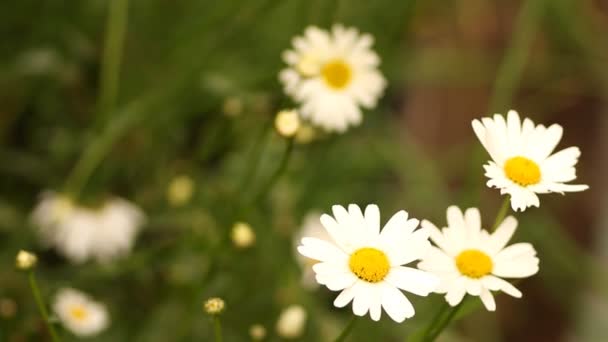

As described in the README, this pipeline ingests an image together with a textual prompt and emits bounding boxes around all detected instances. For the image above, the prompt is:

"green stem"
[251,137,294,203]
[213,316,223,342]
[333,316,357,342]
[64,98,149,198]
[425,302,463,341]
[491,197,511,232]
[28,272,62,342]
[98,0,129,118]
[415,302,451,341]
[236,120,272,195]
[488,0,544,112]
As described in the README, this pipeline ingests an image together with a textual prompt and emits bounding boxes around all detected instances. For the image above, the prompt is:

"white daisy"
[297,204,439,322]
[294,211,333,289]
[53,288,108,337]
[31,191,145,264]
[418,206,540,311]
[279,25,386,133]
[472,110,589,211]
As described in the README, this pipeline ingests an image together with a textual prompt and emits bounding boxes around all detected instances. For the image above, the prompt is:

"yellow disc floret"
[504,156,541,186]
[349,247,390,283]
[322,59,352,89]
[70,305,88,321]
[455,249,493,279]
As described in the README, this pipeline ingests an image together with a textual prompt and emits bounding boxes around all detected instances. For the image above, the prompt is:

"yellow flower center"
[455,249,493,279]
[503,156,541,186]
[349,247,390,283]
[69,305,88,321]
[321,59,352,89]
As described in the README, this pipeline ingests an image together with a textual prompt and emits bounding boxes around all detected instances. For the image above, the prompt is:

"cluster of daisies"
[285,26,588,324]
[19,23,588,339]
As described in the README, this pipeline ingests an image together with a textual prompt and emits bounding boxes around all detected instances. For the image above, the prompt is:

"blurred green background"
[1,0,607,341]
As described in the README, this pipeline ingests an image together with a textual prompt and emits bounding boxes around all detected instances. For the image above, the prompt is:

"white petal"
[352,282,372,317]
[364,204,381,236]
[481,275,522,298]
[380,283,414,322]
[334,285,357,308]
[487,216,518,254]
[444,277,467,306]
[298,238,347,262]
[385,266,439,296]
[479,288,496,311]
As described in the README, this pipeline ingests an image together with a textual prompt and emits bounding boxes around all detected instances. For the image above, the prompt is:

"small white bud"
[275,110,301,138]
[167,175,195,207]
[249,324,267,340]
[204,297,225,315]
[15,250,37,270]
[276,305,307,339]
[231,222,255,248]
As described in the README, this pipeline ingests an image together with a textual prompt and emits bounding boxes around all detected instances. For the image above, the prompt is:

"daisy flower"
[53,288,108,337]
[472,110,588,211]
[279,25,386,132]
[418,206,539,311]
[31,191,145,264]
[297,204,439,322]
[294,211,333,289]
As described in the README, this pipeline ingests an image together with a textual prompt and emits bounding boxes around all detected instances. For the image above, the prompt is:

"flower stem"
[252,137,294,203]
[98,0,129,118]
[28,272,62,342]
[425,302,463,341]
[333,316,357,342]
[491,197,511,232]
[488,0,544,112]
[213,316,223,342]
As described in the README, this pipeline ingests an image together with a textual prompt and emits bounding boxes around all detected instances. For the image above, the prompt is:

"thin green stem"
[425,302,463,341]
[491,197,511,232]
[236,120,272,195]
[415,302,451,341]
[212,316,222,342]
[28,272,62,342]
[98,0,129,118]
[64,98,150,198]
[488,0,545,112]
[251,137,294,203]
[333,316,357,342]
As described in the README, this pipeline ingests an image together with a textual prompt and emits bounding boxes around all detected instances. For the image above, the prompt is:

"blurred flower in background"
[279,25,386,132]
[31,192,145,263]
[275,305,307,339]
[53,288,109,337]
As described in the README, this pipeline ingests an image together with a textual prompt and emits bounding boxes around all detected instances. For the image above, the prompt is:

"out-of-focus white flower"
[53,288,108,337]
[276,305,307,339]
[204,297,225,315]
[249,324,266,340]
[294,212,332,289]
[31,191,145,264]
[231,222,256,248]
[297,204,438,322]
[167,175,195,207]
[279,25,386,133]
[418,206,540,311]
[275,109,301,138]
[472,110,588,211]
[15,250,37,270]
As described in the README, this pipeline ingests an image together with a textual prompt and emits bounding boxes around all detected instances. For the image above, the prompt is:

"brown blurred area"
[401,1,608,341]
